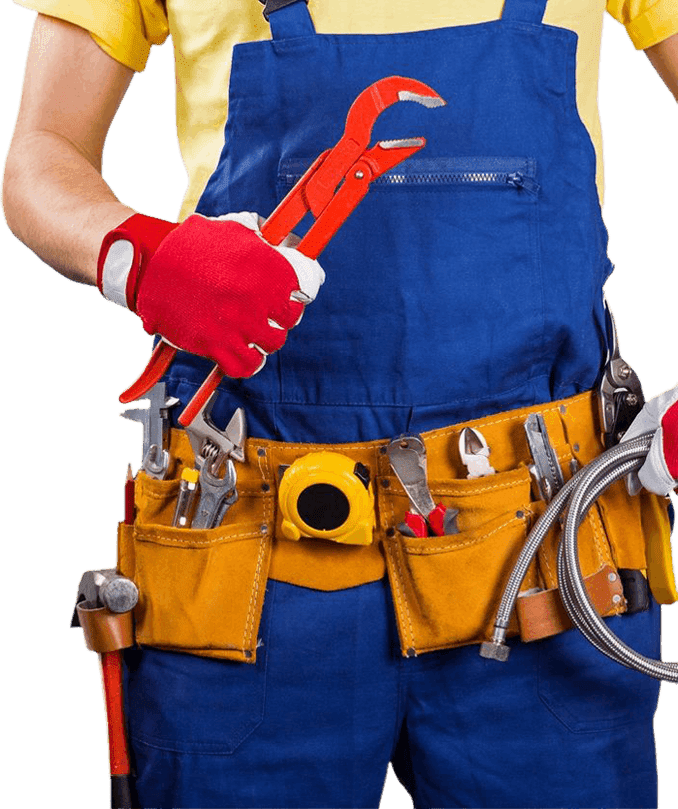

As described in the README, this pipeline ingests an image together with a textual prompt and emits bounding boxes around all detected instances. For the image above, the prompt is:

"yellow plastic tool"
[643,494,678,604]
[278,451,376,545]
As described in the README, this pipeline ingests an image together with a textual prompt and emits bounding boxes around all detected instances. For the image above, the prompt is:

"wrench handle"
[178,366,224,427]
[178,201,330,425]
[120,340,177,405]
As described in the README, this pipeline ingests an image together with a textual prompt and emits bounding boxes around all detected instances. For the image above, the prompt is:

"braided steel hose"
[480,434,678,682]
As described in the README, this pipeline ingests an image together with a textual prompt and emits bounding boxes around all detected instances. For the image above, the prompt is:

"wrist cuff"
[662,399,678,479]
[97,213,177,311]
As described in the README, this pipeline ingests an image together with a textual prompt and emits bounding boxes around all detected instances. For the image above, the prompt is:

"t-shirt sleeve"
[13,0,169,71]
[607,0,678,49]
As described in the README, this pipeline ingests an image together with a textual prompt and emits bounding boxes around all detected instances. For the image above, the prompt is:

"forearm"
[3,15,137,284]
[4,128,134,285]
[645,32,678,102]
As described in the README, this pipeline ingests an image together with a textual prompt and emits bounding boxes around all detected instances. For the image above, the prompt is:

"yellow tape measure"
[278,451,376,545]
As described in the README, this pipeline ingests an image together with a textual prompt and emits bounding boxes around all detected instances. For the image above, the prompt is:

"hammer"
[72,570,139,809]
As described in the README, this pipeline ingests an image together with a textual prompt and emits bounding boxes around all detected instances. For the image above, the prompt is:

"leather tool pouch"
[379,396,675,657]
[384,466,539,655]
[118,468,273,664]
[116,393,674,663]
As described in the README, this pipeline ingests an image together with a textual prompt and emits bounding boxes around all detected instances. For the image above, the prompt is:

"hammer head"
[71,569,139,627]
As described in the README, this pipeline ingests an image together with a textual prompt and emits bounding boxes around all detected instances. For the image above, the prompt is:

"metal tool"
[184,394,247,469]
[172,467,200,528]
[71,569,139,808]
[118,75,445,422]
[182,396,247,529]
[71,569,139,620]
[598,299,644,449]
[121,382,179,479]
[387,434,436,516]
[524,413,564,502]
[386,434,458,536]
[459,427,496,478]
[191,460,239,529]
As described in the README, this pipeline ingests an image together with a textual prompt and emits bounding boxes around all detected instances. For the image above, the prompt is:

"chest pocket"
[275,155,544,410]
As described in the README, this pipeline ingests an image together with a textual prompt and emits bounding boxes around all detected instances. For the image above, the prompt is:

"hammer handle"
[101,651,137,808]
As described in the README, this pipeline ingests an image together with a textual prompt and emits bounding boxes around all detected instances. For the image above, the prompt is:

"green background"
[0,3,678,809]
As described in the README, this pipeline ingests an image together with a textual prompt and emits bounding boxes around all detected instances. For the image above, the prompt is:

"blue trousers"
[125,578,661,808]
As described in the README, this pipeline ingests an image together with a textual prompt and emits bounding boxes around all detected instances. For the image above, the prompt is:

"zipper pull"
[507,171,540,196]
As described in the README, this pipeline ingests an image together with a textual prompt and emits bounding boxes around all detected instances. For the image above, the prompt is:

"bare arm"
[645,32,678,102]
[3,15,136,285]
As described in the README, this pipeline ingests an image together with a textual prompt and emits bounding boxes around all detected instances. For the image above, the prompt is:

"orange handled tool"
[120,75,445,423]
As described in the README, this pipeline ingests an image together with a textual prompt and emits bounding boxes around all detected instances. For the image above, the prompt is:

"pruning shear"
[119,75,446,425]
[598,298,644,449]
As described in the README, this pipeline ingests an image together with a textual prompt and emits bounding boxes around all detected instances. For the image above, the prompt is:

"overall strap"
[501,0,548,24]
[260,0,316,39]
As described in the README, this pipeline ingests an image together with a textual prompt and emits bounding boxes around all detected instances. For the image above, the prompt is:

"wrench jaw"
[397,90,446,109]
[362,139,427,176]
[343,76,446,148]
[307,77,445,218]
[184,396,247,470]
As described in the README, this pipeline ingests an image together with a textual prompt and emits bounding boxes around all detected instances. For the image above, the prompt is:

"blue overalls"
[124,1,662,806]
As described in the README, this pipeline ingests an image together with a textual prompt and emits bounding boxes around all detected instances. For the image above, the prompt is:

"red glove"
[97,211,325,378]
[623,385,678,496]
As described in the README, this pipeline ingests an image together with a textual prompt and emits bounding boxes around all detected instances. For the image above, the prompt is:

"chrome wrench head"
[184,394,247,469]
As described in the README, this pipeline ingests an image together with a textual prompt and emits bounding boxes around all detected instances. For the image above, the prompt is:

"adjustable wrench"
[182,395,247,528]
[121,382,179,479]
[119,75,446,423]
[386,434,459,537]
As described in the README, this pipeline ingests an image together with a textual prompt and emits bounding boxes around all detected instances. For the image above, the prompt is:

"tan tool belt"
[117,390,674,663]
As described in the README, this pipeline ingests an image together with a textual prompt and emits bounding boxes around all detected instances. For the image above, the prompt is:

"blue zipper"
[278,156,540,195]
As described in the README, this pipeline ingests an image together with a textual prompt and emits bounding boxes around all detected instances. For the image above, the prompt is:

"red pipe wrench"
[119,76,445,424]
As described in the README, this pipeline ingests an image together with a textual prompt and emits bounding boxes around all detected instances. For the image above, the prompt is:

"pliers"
[386,434,460,538]
[119,76,446,427]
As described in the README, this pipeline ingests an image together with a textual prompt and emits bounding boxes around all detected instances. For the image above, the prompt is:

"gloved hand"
[623,385,678,496]
[97,211,325,378]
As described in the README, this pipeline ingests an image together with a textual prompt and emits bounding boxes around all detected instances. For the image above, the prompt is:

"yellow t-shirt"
[15,0,678,218]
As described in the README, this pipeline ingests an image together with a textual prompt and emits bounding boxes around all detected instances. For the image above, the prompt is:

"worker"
[4,1,678,807]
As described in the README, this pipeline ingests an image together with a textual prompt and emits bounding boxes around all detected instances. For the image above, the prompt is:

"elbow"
[3,144,26,243]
